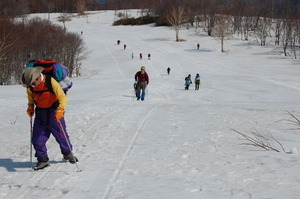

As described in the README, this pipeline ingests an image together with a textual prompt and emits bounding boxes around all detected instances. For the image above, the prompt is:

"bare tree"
[76,0,87,15]
[166,5,187,42]
[57,13,72,30]
[213,15,232,52]
[255,17,272,46]
[201,0,219,36]
[0,20,16,85]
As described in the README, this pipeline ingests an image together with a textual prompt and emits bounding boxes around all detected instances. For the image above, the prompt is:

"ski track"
[105,43,125,78]
[102,105,158,199]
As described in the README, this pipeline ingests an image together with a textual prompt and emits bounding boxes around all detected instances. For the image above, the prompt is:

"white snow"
[1,10,300,199]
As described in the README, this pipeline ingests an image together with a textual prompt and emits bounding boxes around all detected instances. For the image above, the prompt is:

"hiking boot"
[137,97,140,100]
[63,153,78,164]
[34,161,50,170]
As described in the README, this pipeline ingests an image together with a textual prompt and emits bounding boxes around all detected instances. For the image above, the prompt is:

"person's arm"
[146,73,149,85]
[26,88,34,106]
[51,77,67,110]
[135,72,139,81]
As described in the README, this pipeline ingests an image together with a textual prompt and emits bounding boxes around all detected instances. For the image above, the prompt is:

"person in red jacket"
[134,66,149,101]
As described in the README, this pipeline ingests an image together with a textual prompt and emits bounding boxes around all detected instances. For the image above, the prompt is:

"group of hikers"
[117,40,151,60]
[184,73,201,90]
[134,66,201,102]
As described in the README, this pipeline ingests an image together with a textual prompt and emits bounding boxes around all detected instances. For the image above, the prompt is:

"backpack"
[26,59,73,93]
[133,82,137,90]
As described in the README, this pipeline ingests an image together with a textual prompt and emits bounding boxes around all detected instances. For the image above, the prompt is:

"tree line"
[112,0,300,56]
[1,0,299,19]
[110,0,300,55]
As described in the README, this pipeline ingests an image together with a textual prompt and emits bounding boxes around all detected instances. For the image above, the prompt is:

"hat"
[21,66,44,87]
[141,66,146,70]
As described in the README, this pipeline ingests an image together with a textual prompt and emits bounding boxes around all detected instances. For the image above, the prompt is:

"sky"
[0,10,300,199]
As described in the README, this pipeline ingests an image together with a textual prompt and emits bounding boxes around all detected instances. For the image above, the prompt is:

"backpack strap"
[44,73,54,94]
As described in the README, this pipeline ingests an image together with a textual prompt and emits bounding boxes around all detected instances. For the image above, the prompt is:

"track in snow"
[102,105,158,199]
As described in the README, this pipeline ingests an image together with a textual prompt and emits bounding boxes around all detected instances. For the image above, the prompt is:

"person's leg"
[140,82,146,100]
[32,108,50,162]
[48,109,73,155]
[136,83,141,100]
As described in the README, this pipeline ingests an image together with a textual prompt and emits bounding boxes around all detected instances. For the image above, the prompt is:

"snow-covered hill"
[0,10,300,199]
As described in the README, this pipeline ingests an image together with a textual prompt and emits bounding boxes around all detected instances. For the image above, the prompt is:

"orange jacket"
[26,75,67,109]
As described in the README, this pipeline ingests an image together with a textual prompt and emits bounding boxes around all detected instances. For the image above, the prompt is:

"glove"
[55,108,64,121]
[26,105,34,118]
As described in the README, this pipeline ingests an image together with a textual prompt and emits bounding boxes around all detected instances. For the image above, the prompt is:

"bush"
[113,15,157,26]
[0,17,86,85]
[155,16,171,26]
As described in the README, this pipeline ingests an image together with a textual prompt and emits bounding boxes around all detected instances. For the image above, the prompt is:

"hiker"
[131,52,134,60]
[167,67,171,75]
[134,66,149,101]
[124,44,127,50]
[140,53,142,60]
[21,67,78,170]
[197,43,200,50]
[195,73,201,90]
[148,53,151,60]
[184,74,192,90]
[117,40,121,45]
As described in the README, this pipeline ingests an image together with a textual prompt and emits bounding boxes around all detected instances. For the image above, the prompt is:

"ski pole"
[29,118,33,169]
[146,87,149,100]
[132,90,135,101]
[57,120,81,172]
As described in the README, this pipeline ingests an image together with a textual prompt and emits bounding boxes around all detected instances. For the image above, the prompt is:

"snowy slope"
[0,10,300,199]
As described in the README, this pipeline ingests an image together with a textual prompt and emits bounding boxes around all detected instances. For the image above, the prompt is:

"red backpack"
[27,59,73,92]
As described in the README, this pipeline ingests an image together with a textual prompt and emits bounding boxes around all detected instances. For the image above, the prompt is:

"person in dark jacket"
[167,67,171,75]
[195,73,201,90]
[134,66,149,101]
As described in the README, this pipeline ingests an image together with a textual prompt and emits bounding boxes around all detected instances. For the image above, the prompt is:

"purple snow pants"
[32,107,73,161]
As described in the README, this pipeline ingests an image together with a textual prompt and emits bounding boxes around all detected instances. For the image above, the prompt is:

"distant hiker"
[148,53,151,60]
[140,53,142,60]
[132,52,134,60]
[124,44,127,50]
[135,66,149,101]
[197,43,200,50]
[81,31,83,35]
[117,40,121,45]
[21,67,78,170]
[167,67,171,75]
[184,74,192,90]
[195,74,201,90]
